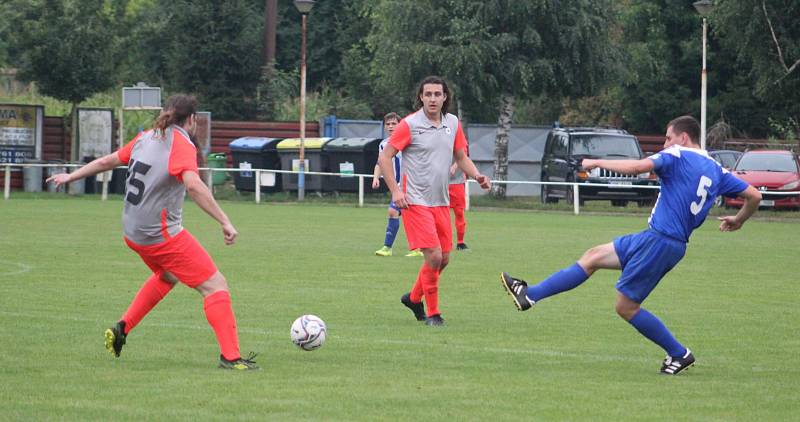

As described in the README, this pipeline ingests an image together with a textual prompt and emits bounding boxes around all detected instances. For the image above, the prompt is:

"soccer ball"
[290,315,327,351]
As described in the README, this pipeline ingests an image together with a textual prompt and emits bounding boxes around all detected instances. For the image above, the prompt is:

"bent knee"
[425,252,443,268]
[578,247,609,274]
[196,271,229,296]
[615,302,639,321]
[160,272,180,285]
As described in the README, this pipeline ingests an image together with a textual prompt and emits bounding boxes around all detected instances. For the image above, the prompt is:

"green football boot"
[219,352,260,370]
[375,246,393,257]
[104,321,127,358]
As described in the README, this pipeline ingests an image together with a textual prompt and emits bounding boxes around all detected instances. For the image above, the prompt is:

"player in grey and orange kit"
[47,94,258,370]
[379,76,491,326]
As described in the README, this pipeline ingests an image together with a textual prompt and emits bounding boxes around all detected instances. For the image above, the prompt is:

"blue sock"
[628,308,686,358]
[384,218,400,247]
[526,263,589,302]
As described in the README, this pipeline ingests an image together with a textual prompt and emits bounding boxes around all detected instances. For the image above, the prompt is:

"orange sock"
[121,273,174,334]
[454,208,466,243]
[203,290,240,361]
[410,269,425,303]
[419,264,440,317]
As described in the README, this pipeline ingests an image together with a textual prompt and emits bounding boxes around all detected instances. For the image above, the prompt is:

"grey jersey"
[449,157,466,185]
[119,126,197,245]
[389,110,467,207]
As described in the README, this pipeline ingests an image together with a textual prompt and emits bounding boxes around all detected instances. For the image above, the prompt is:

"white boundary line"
[0,260,32,277]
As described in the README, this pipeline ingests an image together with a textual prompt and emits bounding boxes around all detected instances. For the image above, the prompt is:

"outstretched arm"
[581,158,654,175]
[718,185,761,232]
[45,153,123,187]
[183,170,238,245]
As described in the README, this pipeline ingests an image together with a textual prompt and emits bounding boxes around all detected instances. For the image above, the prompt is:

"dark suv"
[540,127,659,206]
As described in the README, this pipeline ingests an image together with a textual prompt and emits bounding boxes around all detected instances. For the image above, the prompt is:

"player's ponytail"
[153,94,198,134]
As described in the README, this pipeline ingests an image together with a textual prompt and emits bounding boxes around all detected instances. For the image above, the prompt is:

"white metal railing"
[2,163,799,215]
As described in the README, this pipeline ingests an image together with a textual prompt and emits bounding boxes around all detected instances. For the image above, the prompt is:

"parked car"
[708,149,742,170]
[708,149,743,206]
[540,127,659,206]
[725,149,800,210]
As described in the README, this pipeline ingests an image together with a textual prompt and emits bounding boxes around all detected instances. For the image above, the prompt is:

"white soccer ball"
[290,314,327,351]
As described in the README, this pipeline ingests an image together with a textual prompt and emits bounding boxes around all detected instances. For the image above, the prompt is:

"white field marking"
[0,260,32,277]
[0,310,654,364]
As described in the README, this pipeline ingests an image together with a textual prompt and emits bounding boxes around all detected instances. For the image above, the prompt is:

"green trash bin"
[207,153,228,185]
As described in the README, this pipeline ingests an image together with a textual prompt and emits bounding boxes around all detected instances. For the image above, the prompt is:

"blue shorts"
[613,229,686,303]
[389,200,402,214]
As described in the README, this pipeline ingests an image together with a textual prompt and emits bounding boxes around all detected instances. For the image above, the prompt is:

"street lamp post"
[294,0,315,201]
[694,0,714,150]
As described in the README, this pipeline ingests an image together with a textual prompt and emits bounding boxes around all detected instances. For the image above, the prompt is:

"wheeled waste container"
[207,153,228,185]
[46,161,67,193]
[229,137,283,193]
[22,159,44,192]
[322,138,382,192]
[276,138,332,191]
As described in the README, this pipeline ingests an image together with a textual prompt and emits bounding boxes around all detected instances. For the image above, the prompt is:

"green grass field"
[1,197,798,420]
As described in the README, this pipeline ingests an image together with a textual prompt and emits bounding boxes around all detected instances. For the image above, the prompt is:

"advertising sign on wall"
[0,104,44,163]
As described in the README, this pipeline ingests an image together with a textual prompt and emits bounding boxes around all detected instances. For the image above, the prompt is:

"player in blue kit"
[373,112,422,257]
[500,116,762,375]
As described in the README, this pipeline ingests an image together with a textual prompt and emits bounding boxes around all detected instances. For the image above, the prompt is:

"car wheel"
[540,179,557,204]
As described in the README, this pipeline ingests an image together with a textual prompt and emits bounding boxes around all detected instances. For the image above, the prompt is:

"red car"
[725,150,800,209]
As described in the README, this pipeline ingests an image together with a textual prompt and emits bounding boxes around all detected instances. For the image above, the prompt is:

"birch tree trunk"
[491,93,515,198]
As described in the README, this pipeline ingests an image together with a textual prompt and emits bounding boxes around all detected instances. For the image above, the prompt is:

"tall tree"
[275,0,363,91]
[615,0,697,134]
[714,0,799,139]
[366,0,618,197]
[15,0,121,160]
[157,0,262,119]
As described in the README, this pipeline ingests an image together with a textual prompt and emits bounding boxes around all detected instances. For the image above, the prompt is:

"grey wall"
[334,119,383,138]
[465,124,549,196]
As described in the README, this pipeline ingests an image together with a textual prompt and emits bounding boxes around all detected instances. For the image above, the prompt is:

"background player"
[372,112,422,257]
[47,94,258,370]
[379,75,490,326]
[500,115,761,374]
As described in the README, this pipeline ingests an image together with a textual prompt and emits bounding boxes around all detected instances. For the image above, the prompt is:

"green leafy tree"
[114,0,169,86]
[270,0,374,119]
[365,0,618,197]
[275,0,363,91]
[714,0,799,140]
[615,0,697,134]
[14,0,121,160]
[155,0,263,120]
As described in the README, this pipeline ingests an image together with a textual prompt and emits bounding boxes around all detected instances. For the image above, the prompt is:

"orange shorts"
[124,229,217,288]
[402,205,453,252]
[448,183,466,209]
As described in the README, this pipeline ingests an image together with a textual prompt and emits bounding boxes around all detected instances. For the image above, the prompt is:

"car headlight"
[779,180,800,190]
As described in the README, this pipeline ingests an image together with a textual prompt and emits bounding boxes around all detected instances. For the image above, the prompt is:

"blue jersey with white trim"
[379,138,401,185]
[647,146,749,242]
